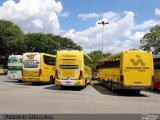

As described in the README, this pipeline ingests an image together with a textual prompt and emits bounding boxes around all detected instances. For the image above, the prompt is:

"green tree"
[24,33,57,54]
[24,33,82,54]
[140,25,160,54]
[48,34,82,51]
[0,20,82,67]
[87,50,111,70]
[0,19,24,68]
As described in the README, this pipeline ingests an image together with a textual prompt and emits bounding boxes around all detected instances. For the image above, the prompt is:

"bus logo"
[26,54,37,59]
[130,55,145,66]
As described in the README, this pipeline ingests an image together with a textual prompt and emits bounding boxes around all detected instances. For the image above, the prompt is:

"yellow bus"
[152,54,160,90]
[97,50,154,94]
[22,52,56,85]
[55,50,92,88]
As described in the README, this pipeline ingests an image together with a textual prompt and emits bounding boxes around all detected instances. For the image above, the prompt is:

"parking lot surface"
[0,75,160,114]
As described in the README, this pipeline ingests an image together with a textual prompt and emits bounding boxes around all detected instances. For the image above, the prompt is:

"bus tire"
[18,80,22,83]
[131,90,140,94]
[111,82,115,92]
[97,78,100,82]
[83,80,87,89]
[49,76,54,84]
[85,80,87,88]
[60,85,65,89]
[88,80,91,85]
[150,85,156,91]
[108,81,112,90]
[134,90,141,94]
[32,82,36,85]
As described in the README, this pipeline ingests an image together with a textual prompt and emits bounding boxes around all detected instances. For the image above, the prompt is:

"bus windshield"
[8,58,18,63]
[154,58,160,69]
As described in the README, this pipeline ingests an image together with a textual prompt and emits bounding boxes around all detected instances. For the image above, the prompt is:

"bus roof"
[153,54,160,59]
[99,52,121,62]
[99,50,151,62]
[9,55,22,58]
[23,52,56,57]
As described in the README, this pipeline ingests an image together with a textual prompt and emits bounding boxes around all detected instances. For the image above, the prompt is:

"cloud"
[134,19,160,30]
[64,11,140,53]
[0,0,62,34]
[78,13,100,20]
[155,8,160,16]
[64,10,160,54]
[60,12,70,17]
[78,11,118,21]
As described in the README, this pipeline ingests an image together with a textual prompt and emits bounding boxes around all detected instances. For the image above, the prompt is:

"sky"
[0,0,160,54]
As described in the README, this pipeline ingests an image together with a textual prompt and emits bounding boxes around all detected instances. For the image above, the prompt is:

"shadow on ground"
[92,81,148,97]
[2,79,50,86]
[44,85,82,91]
[2,80,19,83]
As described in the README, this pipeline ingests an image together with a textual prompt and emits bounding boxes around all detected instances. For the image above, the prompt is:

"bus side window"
[103,61,108,68]
[154,63,160,69]
[43,55,55,66]
[114,60,120,68]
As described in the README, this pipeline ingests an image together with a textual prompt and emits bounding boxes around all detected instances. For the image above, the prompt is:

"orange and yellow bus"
[55,50,92,88]
[22,52,56,85]
[97,50,154,94]
[152,54,160,90]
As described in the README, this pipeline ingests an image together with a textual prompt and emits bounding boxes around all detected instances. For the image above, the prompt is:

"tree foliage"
[24,33,82,54]
[0,20,24,67]
[87,50,111,70]
[24,33,57,54]
[0,20,82,67]
[140,25,160,54]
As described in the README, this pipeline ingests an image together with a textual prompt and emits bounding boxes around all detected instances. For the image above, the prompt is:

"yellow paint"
[22,53,56,83]
[55,50,92,87]
[97,51,154,89]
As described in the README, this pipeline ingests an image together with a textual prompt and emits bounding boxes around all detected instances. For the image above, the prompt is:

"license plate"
[66,81,71,84]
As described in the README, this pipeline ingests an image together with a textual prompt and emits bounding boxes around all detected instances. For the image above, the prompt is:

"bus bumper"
[55,79,84,86]
[116,83,151,90]
[22,76,43,82]
[8,75,22,80]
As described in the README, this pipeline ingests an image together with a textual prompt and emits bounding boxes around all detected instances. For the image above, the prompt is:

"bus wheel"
[133,90,141,95]
[18,80,22,83]
[60,85,65,89]
[106,80,109,88]
[48,77,53,85]
[108,81,112,90]
[49,76,55,84]
[32,82,36,85]
[85,80,87,88]
[88,80,91,85]
[111,82,116,92]
[83,80,87,89]
[97,78,100,82]
[150,85,156,91]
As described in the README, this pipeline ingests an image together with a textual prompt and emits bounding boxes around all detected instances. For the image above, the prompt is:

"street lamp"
[98,21,109,54]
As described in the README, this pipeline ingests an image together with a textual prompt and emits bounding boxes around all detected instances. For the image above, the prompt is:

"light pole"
[98,21,109,54]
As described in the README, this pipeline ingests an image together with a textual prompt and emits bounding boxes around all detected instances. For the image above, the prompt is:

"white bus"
[7,55,22,81]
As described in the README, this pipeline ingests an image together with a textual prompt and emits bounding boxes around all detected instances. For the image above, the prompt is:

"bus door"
[43,55,56,80]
